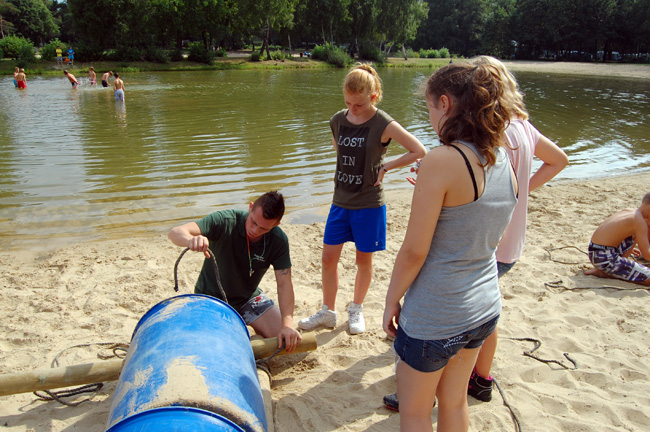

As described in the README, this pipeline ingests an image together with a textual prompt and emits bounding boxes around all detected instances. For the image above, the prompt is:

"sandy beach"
[1,168,650,431]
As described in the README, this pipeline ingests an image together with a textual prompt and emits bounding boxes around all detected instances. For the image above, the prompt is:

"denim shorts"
[323,204,386,253]
[393,315,499,373]
[497,261,516,278]
[237,291,274,325]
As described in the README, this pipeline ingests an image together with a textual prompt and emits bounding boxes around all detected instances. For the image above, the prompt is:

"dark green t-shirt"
[195,209,291,310]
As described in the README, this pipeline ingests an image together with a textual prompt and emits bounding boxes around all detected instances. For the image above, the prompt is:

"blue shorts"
[588,237,650,282]
[237,291,274,325]
[323,204,386,253]
[393,316,499,373]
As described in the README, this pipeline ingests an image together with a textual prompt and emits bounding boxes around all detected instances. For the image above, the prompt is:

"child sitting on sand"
[585,192,650,285]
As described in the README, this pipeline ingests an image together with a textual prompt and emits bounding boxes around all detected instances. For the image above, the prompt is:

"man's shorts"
[237,291,274,325]
[323,204,386,253]
[588,237,650,282]
[102,80,109,87]
[393,315,499,373]
[115,89,125,101]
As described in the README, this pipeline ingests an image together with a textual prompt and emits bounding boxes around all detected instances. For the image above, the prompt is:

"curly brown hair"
[425,62,512,167]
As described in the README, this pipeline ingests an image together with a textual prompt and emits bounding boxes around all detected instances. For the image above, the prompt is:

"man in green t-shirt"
[169,191,302,352]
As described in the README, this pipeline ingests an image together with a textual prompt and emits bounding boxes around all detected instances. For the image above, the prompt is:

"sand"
[1,169,650,431]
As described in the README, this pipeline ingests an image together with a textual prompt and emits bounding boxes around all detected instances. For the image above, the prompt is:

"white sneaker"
[348,302,365,335]
[298,305,337,330]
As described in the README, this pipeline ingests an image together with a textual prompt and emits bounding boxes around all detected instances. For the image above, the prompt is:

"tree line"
[1,0,649,63]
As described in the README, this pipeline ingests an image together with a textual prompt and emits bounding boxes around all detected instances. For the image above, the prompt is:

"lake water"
[1,68,649,251]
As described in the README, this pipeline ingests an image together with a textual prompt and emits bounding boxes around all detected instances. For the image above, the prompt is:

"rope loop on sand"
[507,337,578,370]
[173,247,228,304]
[544,245,587,265]
[34,342,129,406]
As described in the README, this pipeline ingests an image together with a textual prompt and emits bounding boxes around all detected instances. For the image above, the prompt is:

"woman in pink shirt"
[469,55,569,403]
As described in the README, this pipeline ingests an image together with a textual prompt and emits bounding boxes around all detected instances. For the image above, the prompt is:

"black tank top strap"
[449,143,479,201]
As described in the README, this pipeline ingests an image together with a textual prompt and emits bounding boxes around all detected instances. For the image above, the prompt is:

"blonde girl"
[464,55,568,402]
[299,64,426,335]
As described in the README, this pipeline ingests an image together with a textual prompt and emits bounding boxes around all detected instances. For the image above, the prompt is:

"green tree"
[480,0,516,57]
[377,0,428,59]
[413,0,488,56]
[5,0,58,44]
[0,0,19,38]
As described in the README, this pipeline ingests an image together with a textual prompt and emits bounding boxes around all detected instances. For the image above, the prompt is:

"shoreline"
[5,56,649,79]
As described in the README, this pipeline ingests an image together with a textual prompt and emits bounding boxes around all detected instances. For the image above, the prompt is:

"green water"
[0,68,648,250]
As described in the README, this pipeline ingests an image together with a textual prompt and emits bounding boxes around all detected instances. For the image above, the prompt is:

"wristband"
[382,165,388,173]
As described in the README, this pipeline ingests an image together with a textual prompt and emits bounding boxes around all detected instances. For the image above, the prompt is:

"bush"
[114,46,143,62]
[0,35,33,59]
[269,49,286,60]
[41,39,66,61]
[311,44,328,61]
[359,43,383,63]
[311,43,351,67]
[69,43,103,62]
[250,51,261,62]
[187,42,214,64]
[170,48,184,61]
[438,47,450,58]
[143,46,169,63]
[326,44,352,68]
[215,47,227,58]
[17,44,36,68]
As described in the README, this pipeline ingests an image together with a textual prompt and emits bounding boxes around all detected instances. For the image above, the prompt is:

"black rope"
[173,247,228,304]
[507,337,578,370]
[544,279,650,293]
[545,246,588,265]
[34,384,104,407]
[34,342,128,406]
[493,377,522,432]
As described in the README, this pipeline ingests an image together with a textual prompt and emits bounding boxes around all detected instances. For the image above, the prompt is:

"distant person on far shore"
[64,70,79,88]
[88,67,97,85]
[15,68,26,89]
[113,72,125,101]
[56,46,63,65]
[101,71,113,88]
[67,46,74,66]
[585,192,650,286]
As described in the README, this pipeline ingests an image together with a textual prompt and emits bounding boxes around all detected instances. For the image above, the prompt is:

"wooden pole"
[0,333,317,397]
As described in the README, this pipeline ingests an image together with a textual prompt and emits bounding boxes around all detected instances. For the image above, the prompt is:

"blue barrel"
[105,294,267,432]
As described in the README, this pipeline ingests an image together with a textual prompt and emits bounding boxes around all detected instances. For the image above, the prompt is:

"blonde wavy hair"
[471,55,528,120]
[343,63,383,105]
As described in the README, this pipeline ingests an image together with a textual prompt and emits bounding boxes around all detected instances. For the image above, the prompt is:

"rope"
[506,337,578,370]
[544,279,650,293]
[493,377,522,432]
[545,246,588,265]
[34,342,129,406]
[173,247,228,303]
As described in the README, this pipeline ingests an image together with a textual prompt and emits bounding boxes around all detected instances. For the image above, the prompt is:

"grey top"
[399,142,517,340]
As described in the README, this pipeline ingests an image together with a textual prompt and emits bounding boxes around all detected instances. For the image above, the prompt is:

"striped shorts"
[588,237,650,282]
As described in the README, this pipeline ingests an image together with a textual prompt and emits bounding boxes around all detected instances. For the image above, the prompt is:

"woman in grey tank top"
[382,63,518,431]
